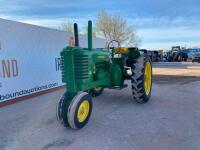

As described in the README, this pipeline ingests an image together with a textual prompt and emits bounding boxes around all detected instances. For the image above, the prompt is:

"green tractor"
[57,21,152,129]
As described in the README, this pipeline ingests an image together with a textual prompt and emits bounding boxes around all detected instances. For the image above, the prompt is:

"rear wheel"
[131,55,152,103]
[57,92,92,129]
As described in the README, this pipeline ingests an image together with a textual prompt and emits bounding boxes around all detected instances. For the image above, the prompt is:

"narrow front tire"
[57,92,93,129]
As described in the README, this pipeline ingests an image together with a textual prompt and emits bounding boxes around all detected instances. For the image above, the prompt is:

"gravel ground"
[0,62,200,150]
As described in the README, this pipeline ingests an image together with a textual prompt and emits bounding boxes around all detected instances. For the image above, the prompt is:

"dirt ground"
[153,62,200,84]
[0,62,200,150]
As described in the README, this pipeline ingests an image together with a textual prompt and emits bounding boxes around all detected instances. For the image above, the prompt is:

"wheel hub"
[77,100,90,122]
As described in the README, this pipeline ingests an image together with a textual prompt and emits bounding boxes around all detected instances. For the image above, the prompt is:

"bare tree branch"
[60,22,73,32]
[95,10,141,47]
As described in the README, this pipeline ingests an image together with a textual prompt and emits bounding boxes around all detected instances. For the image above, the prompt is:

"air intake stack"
[88,20,92,50]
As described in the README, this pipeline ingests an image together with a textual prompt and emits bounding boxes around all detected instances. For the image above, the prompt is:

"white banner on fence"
[0,18,106,102]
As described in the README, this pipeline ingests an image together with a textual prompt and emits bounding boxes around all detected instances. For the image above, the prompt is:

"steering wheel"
[107,40,121,50]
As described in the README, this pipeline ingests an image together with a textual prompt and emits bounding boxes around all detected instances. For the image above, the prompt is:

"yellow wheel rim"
[144,62,152,95]
[77,100,90,123]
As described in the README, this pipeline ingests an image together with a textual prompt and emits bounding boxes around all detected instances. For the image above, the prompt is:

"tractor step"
[109,84,128,90]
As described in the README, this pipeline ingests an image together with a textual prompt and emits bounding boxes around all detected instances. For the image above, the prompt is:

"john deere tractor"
[57,21,152,129]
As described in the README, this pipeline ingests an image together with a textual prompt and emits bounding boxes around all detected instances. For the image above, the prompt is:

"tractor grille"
[74,55,89,79]
[60,55,66,82]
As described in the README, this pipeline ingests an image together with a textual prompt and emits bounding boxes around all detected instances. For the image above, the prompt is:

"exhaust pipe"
[88,20,92,50]
[74,23,79,47]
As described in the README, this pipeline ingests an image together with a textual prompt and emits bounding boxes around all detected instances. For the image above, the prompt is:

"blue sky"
[0,0,200,49]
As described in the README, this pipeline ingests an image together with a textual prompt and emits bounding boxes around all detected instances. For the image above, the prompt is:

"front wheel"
[131,55,152,103]
[57,92,93,129]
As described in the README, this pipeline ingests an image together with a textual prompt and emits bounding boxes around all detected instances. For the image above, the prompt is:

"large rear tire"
[57,92,92,129]
[131,55,152,103]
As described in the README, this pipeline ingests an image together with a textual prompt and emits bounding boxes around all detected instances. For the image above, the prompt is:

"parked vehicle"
[166,46,188,62]
[188,52,200,63]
